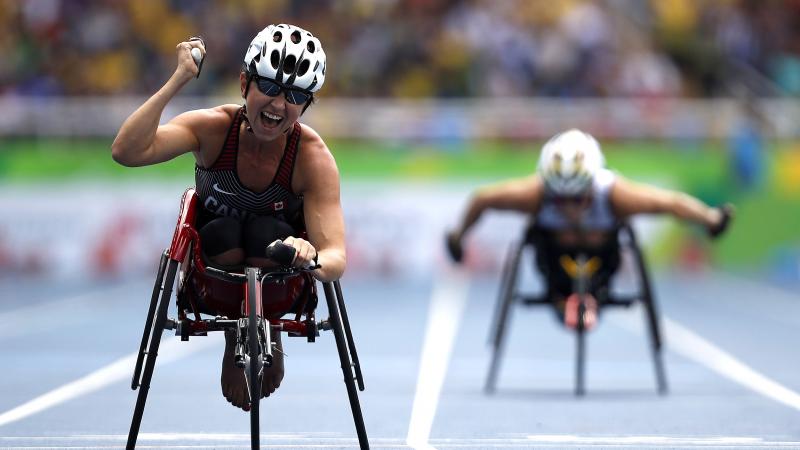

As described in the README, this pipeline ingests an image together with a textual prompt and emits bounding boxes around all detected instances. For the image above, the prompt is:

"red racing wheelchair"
[126,188,368,450]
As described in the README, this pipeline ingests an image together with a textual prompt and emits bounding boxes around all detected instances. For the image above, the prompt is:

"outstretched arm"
[111,40,206,167]
[610,176,731,234]
[446,175,544,262]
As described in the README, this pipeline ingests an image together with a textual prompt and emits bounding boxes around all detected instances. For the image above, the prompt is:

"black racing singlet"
[195,108,304,227]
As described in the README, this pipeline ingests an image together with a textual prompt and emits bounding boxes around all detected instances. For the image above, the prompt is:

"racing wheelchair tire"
[245,267,264,449]
[127,253,178,450]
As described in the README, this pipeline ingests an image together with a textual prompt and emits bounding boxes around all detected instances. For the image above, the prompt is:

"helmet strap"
[241,72,257,133]
[301,97,313,115]
[243,72,254,99]
[241,104,254,133]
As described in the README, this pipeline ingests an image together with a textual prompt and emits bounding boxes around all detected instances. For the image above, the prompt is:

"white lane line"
[662,316,800,412]
[406,269,470,450]
[0,334,220,427]
[613,310,800,412]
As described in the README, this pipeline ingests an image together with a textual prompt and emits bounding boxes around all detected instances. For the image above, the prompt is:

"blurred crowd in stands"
[1,0,799,98]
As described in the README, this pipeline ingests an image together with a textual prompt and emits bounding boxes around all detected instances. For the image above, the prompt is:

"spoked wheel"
[245,267,267,450]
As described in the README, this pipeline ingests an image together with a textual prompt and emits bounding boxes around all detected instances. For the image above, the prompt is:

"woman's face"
[240,73,306,141]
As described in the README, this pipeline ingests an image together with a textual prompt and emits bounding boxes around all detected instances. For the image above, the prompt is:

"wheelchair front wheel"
[245,267,264,450]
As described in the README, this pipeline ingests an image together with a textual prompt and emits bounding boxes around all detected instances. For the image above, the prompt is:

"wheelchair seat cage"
[126,188,369,450]
[485,221,668,396]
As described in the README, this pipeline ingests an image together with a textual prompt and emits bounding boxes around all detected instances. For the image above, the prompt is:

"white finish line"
[406,269,470,450]
[1,433,799,448]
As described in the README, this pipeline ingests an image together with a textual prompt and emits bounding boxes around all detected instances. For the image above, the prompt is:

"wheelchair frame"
[126,188,369,450]
[485,222,668,396]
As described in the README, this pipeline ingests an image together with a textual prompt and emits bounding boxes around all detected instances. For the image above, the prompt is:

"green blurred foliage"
[0,138,796,270]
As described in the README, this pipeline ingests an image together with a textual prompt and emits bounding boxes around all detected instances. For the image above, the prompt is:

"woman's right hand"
[173,39,205,84]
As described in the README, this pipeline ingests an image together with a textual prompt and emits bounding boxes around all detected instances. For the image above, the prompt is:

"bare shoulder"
[476,174,543,213]
[610,173,672,216]
[298,123,334,160]
[488,174,542,197]
[295,123,339,190]
[610,174,659,200]
[169,104,240,167]
[171,104,238,129]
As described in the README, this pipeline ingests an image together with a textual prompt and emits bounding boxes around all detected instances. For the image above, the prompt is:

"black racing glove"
[708,203,734,239]
[445,231,464,264]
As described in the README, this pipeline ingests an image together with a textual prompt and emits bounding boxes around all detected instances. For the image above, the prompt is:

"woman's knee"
[199,217,243,258]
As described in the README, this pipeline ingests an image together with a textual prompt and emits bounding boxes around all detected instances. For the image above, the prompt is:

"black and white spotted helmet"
[243,24,326,92]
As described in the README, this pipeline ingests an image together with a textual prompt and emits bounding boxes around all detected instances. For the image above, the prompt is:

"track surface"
[1,268,798,449]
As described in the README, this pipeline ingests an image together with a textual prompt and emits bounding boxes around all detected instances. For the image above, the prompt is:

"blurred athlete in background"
[446,129,732,327]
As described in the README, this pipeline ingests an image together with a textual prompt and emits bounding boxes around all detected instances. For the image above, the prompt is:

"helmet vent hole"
[273,32,282,42]
[298,59,310,76]
[283,55,296,74]
[307,41,315,53]
[291,30,301,44]
[270,50,280,69]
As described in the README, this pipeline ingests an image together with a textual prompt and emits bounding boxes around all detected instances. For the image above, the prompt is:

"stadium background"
[1,0,798,282]
[1,1,800,448]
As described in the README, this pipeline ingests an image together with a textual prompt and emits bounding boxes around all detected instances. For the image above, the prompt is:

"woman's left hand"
[282,236,318,267]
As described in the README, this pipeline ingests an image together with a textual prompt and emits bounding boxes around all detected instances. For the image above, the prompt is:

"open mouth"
[260,111,284,128]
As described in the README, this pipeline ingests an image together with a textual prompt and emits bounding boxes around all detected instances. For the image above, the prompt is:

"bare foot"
[262,332,284,397]
[221,330,248,409]
[221,329,285,410]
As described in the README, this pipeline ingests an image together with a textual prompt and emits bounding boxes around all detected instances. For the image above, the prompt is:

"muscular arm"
[451,175,544,241]
[294,129,346,282]
[111,40,207,167]
[611,176,722,228]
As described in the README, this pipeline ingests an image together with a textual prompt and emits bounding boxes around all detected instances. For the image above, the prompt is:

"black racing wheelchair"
[484,221,669,396]
[126,188,369,449]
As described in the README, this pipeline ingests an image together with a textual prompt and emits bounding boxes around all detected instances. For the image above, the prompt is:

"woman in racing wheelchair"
[111,24,344,410]
[445,128,733,325]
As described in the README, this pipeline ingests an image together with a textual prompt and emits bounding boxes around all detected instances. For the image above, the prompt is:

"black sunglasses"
[252,75,312,105]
